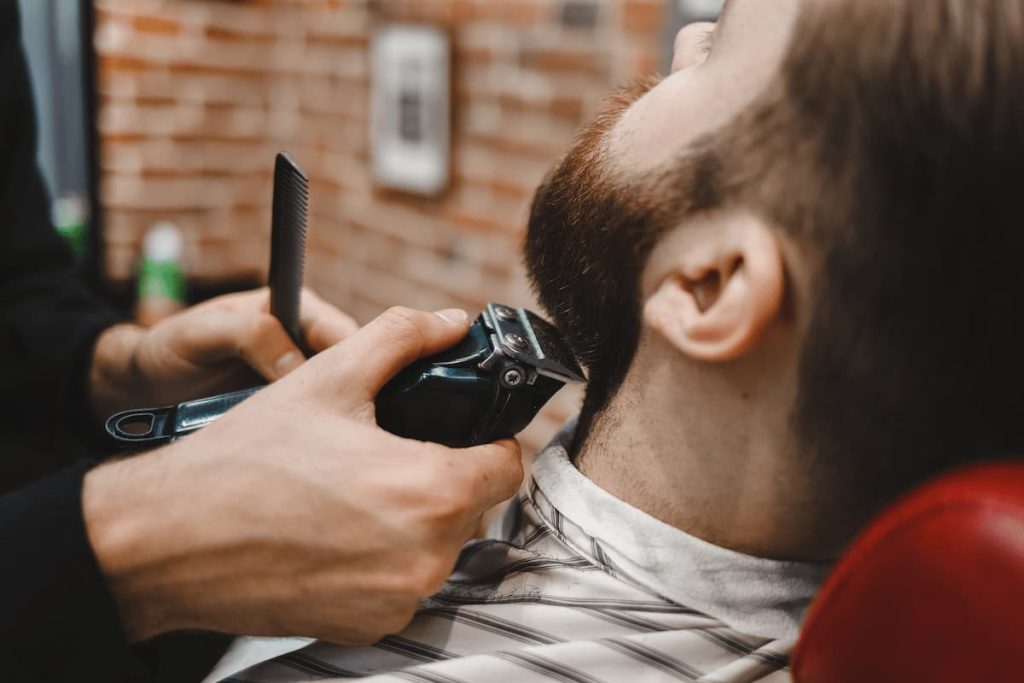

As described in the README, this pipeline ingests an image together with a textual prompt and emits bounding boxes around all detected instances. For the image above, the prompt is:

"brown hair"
[715,0,1024,501]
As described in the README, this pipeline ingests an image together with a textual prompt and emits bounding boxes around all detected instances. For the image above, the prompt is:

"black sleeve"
[0,464,137,681]
[0,0,122,465]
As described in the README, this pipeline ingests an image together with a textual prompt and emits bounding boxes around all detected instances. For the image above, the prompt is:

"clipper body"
[375,303,584,446]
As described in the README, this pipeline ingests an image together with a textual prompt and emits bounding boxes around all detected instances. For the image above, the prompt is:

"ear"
[643,213,785,362]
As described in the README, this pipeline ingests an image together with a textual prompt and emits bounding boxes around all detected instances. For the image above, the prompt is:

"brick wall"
[95,0,665,451]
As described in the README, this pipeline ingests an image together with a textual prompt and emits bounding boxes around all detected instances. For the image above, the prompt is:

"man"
[0,2,522,681]
[207,0,1024,680]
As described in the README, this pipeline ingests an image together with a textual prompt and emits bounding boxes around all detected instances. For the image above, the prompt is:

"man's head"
[525,0,1024,540]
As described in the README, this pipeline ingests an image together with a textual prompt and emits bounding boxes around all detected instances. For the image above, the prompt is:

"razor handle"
[106,304,583,449]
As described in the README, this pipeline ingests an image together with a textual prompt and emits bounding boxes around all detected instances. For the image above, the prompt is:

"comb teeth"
[269,152,310,353]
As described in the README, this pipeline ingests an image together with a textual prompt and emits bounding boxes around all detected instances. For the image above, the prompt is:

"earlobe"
[643,217,785,362]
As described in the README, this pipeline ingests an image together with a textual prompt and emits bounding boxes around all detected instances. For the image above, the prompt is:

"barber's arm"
[1,307,523,681]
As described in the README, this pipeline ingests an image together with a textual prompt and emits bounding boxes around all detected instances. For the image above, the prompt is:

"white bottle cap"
[52,194,87,228]
[143,222,184,263]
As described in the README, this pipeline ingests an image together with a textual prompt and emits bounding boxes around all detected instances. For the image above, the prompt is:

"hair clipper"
[105,303,584,448]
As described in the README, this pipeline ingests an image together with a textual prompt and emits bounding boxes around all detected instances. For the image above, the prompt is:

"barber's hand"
[89,287,358,418]
[83,307,524,645]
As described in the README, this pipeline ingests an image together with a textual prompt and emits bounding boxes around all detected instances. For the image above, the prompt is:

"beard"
[524,78,726,456]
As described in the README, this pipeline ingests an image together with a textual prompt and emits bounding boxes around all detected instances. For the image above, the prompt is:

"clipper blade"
[269,152,309,353]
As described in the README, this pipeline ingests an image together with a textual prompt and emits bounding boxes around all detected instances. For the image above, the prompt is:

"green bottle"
[52,194,89,262]
[136,222,186,326]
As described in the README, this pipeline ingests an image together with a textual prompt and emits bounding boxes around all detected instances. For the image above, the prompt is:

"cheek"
[606,70,726,178]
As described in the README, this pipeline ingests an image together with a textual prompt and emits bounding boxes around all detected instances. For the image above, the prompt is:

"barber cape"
[205,425,829,683]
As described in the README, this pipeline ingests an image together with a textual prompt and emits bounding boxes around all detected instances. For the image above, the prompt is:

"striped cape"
[207,430,824,683]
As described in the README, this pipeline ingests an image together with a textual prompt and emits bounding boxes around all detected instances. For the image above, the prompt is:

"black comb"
[269,152,310,356]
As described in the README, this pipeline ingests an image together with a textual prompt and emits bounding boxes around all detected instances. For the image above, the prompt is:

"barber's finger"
[185,310,305,381]
[204,287,268,312]
[299,289,360,351]
[333,306,471,397]
[210,287,358,352]
[244,314,309,380]
[449,438,525,516]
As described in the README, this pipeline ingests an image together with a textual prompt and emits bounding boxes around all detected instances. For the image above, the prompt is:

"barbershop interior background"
[21,0,718,453]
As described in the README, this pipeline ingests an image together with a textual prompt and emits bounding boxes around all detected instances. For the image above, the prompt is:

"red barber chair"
[792,463,1024,683]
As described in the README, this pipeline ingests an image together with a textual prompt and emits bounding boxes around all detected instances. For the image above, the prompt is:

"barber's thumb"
[434,309,468,325]
[338,306,471,395]
[460,439,525,514]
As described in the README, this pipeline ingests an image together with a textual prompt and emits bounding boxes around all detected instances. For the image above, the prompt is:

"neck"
[575,335,856,562]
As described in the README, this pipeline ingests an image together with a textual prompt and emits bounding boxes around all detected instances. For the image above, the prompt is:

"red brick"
[132,15,182,36]
[454,44,495,65]
[490,177,533,201]
[632,49,662,77]
[622,0,664,35]
[205,25,273,42]
[445,208,513,234]
[465,131,565,160]
[451,0,480,23]
[551,95,584,122]
[306,32,369,48]
[462,0,549,26]
[100,54,151,73]
[520,46,607,77]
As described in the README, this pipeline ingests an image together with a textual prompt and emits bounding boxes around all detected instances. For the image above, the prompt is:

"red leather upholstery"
[792,463,1024,683]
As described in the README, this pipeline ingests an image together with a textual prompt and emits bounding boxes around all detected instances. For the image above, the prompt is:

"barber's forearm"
[88,323,148,420]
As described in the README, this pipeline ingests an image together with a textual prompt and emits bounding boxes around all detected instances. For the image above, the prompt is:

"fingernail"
[274,351,302,377]
[435,308,468,325]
